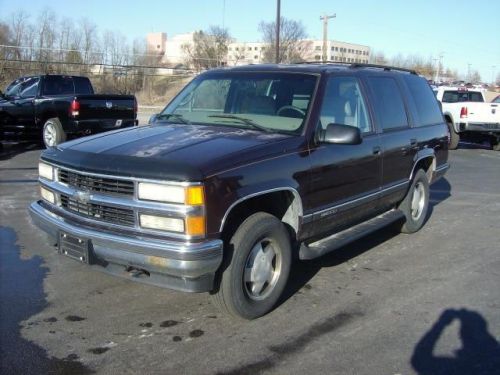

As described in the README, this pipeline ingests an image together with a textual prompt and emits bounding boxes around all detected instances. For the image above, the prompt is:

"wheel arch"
[219,187,303,241]
[410,150,436,183]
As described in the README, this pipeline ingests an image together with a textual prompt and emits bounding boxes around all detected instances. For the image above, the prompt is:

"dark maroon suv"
[30,63,449,319]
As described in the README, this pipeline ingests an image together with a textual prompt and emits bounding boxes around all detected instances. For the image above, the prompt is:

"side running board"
[299,209,404,260]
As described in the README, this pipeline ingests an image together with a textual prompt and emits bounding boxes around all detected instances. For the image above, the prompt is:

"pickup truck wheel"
[398,169,429,234]
[43,118,66,148]
[447,121,459,150]
[211,212,292,320]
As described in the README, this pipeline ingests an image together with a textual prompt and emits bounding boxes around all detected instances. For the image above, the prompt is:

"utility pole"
[467,63,472,82]
[275,0,281,64]
[320,13,336,62]
[434,53,443,83]
[492,65,496,85]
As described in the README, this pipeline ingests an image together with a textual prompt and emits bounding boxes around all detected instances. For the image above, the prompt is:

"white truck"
[435,87,500,150]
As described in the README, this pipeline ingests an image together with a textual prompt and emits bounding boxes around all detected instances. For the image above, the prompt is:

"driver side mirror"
[320,123,362,145]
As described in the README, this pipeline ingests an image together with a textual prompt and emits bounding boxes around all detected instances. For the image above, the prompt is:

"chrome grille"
[60,194,135,227]
[58,169,134,197]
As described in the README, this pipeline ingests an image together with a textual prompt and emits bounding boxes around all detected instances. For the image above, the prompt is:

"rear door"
[364,75,414,207]
[306,75,382,236]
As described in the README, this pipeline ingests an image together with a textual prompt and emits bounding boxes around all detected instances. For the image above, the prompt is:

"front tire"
[42,118,66,148]
[398,169,430,234]
[211,212,292,320]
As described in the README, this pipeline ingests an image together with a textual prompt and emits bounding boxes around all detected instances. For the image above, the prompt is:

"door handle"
[410,138,418,147]
[372,146,381,155]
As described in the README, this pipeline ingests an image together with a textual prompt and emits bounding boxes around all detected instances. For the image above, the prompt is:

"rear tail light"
[460,106,468,118]
[69,99,80,117]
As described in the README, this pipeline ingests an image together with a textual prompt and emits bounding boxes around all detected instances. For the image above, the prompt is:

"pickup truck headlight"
[139,214,185,232]
[38,162,54,181]
[137,183,204,205]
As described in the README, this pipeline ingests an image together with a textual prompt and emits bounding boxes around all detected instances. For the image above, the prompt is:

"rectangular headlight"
[137,183,204,205]
[40,186,55,204]
[139,214,185,232]
[38,162,54,181]
[138,183,185,203]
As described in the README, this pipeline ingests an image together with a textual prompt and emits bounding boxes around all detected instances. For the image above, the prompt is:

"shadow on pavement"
[0,142,41,161]
[411,308,500,375]
[0,227,93,375]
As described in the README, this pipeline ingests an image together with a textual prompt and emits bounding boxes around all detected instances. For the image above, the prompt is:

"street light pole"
[320,13,336,62]
[275,0,281,64]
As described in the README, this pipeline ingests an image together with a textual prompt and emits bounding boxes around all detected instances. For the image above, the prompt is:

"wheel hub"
[44,123,56,147]
[244,239,281,301]
[411,182,425,220]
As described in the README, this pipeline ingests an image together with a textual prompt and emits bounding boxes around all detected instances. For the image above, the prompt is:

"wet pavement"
[1,141,499,374]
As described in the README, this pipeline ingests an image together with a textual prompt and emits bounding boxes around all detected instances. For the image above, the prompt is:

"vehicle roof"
[207,62,418,76]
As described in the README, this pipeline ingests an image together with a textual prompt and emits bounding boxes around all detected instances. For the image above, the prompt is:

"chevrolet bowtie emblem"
[73,190,91,204]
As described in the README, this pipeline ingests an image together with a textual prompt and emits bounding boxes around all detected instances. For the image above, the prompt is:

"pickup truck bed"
[0,75,137,147]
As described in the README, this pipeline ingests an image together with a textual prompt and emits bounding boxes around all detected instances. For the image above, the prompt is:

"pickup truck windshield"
[161,72,317,134]
[442,90,484,103]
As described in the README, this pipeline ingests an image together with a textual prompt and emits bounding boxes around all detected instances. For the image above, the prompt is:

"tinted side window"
[43,76,75,95]
[402,75,443,127]
[20,78,40,98]
[73,77,93,94]
[319,76,372,133]
[366,77,408,130]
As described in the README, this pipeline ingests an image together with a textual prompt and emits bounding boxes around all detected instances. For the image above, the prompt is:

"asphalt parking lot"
[1,142,499,375]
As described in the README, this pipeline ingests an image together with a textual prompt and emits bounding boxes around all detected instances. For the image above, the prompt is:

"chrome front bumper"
[29,201,223,292]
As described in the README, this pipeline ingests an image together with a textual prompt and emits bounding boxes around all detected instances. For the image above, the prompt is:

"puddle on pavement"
[0,227,93,374]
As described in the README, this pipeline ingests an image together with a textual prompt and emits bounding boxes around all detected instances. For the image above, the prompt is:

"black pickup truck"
[0,75,137,147]
[30,63,449,319]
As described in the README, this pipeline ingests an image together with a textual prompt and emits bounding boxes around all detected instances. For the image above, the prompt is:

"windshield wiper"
[208,114,273,133]
[156,113,191,124]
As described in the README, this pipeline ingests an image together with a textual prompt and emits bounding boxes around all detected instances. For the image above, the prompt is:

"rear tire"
[398,169,430,234]
[447,121,459,150]
[211,212,292,320]
[42,118,66,148]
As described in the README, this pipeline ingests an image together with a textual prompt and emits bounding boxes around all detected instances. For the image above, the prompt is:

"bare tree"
[182,26,231,71]
[9,11,30,60]
[258,17,308,63]
[80,18,98,65]
[36,8,57,71]
[469,70,481,83]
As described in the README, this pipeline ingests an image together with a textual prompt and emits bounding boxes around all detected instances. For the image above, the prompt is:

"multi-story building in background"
[146,32,370,68]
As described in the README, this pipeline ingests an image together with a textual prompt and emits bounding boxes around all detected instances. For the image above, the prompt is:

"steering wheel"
[276,105,306,118]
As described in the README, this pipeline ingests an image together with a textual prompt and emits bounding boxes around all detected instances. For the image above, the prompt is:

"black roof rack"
[296,61,417,74]
[349,63,417,74]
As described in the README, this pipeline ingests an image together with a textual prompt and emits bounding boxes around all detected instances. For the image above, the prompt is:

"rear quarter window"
[73,77,94,95]
[402,75,443,127]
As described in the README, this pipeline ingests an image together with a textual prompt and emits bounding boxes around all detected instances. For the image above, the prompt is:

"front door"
[305,75,382,239]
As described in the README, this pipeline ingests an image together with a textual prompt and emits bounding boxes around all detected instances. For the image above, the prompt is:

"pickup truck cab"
[30,64,449,319]
[435,86,500,150]
[0,75,138,147]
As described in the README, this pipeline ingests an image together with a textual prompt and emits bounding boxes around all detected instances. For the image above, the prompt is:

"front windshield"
[160,72,318,134]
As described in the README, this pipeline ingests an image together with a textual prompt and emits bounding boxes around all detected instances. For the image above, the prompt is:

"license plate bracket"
[59,232,91,264]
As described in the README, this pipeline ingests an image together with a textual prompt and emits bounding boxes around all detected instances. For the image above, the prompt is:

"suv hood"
[42,124,293,181]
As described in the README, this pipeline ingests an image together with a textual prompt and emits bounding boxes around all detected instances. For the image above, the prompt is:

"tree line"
[1,7,487,95]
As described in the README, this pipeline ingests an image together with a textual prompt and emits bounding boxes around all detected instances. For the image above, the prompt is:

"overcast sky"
[1,0,498,81]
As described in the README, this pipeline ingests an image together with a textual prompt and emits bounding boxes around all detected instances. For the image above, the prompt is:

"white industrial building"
[147,32,370,69]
